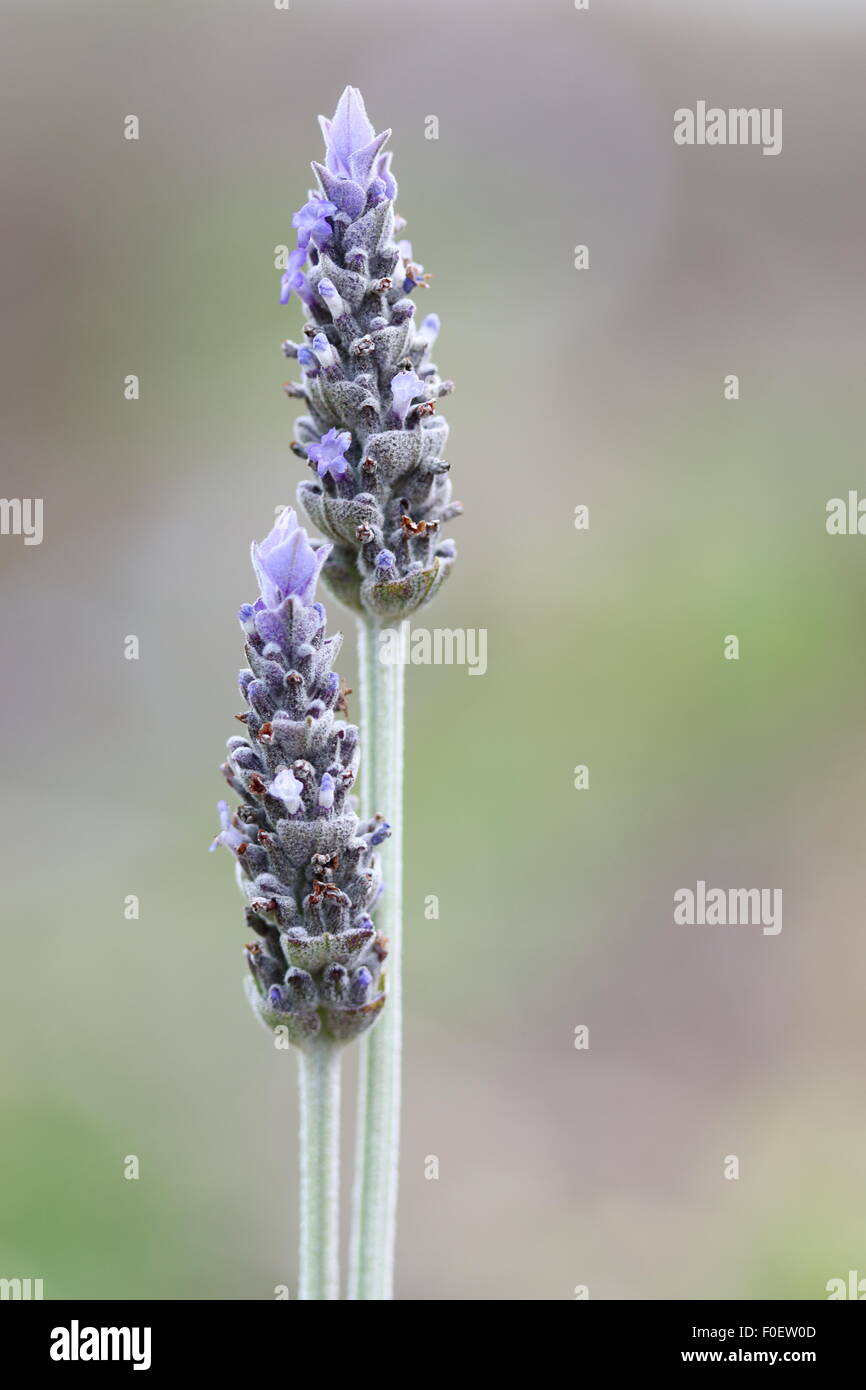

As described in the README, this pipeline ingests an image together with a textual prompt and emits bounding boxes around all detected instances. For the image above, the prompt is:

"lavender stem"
[348,616,405,1300]
[298,1038,341,1300]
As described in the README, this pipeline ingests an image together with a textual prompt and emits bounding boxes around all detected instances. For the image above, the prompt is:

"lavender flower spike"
[213,507,389,1050]
[274,88,459,1300]
[283,86,460,620]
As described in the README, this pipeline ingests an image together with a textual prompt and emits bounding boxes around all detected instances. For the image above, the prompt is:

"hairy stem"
[348,615,405,1300]
[297,1039,341,1300]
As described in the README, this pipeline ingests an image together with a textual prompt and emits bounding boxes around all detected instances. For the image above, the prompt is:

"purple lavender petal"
[322,86,376,176]
[250,507,331,606]
[307,427,352,480]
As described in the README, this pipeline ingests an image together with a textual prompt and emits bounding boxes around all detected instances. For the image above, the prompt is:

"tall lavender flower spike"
[213,506,392,1300]
[212,506,388,1049]
[281,85,460,620]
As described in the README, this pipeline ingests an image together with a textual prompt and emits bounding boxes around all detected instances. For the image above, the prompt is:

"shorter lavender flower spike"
[215,497,390,1050]
[389,369,424,425]
[250,506,331,608]
[307,427,351,481]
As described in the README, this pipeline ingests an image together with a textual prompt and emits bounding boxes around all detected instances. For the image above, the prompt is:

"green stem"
[297,1038,341,1300]
[348,615,405,1300]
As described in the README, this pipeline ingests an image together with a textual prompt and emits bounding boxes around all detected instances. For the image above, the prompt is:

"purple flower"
[268,768,304,813]
[374,549,397,580]
[318,772,335,809]
[317,277,345,319]
[419,313,440,345]
[389,369,424,425]
[311,332,336,367]
[238,602,258,634]
[279,247,307,304]
[375,150,396,200]
[307,427,351,480]
[369,820,391,847]
[250,506,331,608]
[318,86,391,188]
[349,967,373,1005]
[209,800,246,854]
[397,240,428,292]
[367,178,387,207]
[292,197,337,251]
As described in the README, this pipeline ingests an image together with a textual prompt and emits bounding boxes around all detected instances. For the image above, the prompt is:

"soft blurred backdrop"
[2,0,865,1300]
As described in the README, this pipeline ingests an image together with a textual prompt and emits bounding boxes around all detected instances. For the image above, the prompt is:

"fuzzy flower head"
[307,427,351,480]
[250,507,330,608]
[318,86,391,189]
[286,88,458,621]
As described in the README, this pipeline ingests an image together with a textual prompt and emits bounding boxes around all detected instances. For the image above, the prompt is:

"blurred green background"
[2,0,865,1299]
